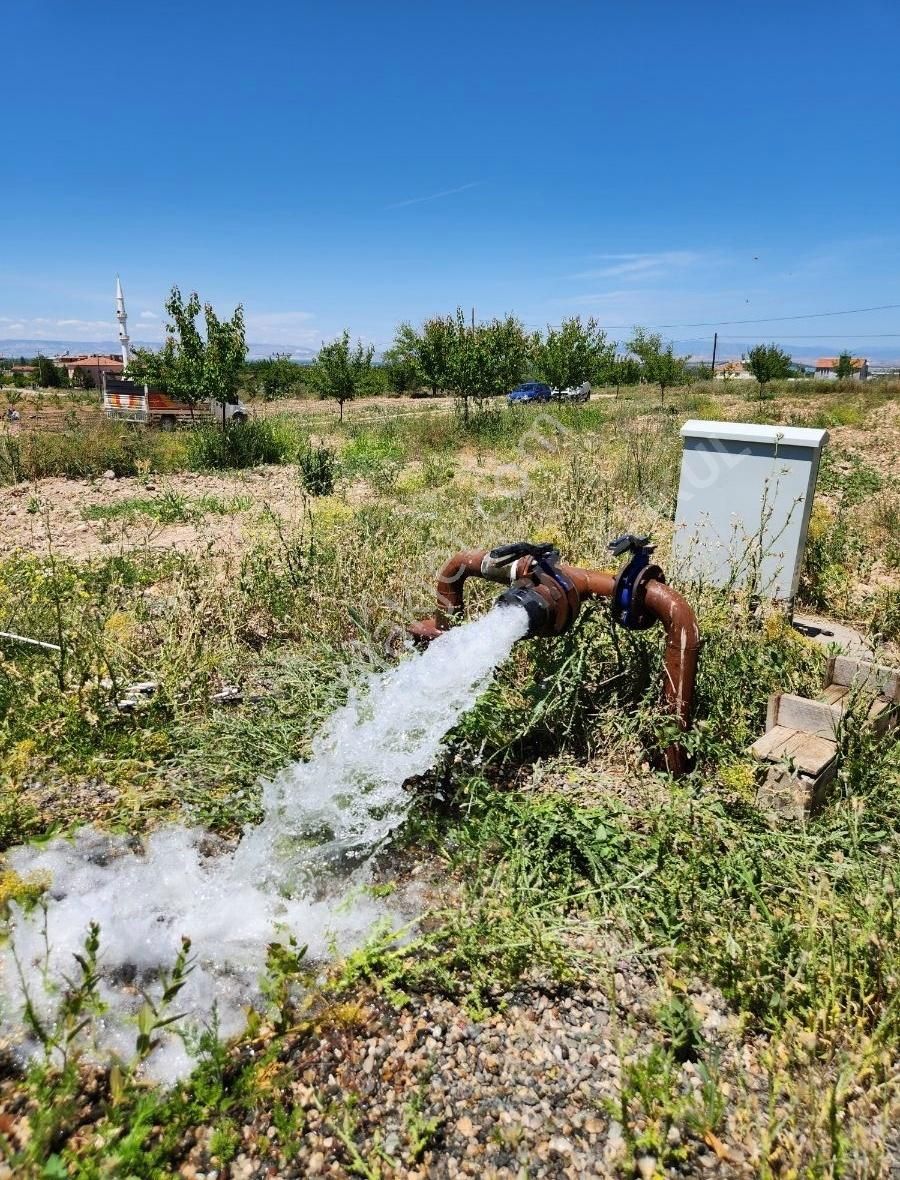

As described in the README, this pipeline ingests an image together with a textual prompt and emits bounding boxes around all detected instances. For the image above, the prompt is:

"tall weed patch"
[1,423,186,482]
[186,418,299,470]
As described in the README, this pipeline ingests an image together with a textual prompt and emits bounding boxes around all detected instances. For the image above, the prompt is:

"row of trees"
[5,285,851,417]
[125,293,816,418]
[383,312,673,415]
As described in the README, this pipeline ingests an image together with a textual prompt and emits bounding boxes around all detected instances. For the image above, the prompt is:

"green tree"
[250,353,300,401]
[388,317,455,396]
[128,286,247,422]
[310,330,375,421]
[445,309,529,421]
[745,342,792,399]
[381,339,421,394]
[835,352,854,381]
[608,355,643,397]
[533,316,614,395]
[627,328,688,404]
[35,355,61,388]
[418,316,456,397]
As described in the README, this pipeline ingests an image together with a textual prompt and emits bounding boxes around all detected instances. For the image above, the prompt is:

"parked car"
[553,381,591,403]
[507,381,552,404]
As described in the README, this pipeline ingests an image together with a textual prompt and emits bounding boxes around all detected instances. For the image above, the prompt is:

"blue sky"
[2,0,899,359]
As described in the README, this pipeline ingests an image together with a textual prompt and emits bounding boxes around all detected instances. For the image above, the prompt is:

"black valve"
[489,540,560,566]
[607,533,652,559]
[490,540,579,637]
[608,534,663,630]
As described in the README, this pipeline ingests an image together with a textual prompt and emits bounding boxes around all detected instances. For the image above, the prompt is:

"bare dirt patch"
[1,467,309,562]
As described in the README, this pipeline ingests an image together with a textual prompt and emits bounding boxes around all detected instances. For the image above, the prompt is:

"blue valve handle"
[609,535,660,629]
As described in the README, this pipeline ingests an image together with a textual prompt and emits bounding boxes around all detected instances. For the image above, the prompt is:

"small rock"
[637,1157,657,1179]
[103,469,116,479]
[456,1115,475,1137]
[307,1152,325,1175]
[549,1135,573,1155]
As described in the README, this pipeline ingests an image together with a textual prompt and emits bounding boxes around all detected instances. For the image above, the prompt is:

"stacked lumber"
[750,656,899,821]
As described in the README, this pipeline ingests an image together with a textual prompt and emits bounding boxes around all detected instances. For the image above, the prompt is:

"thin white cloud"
[0,309,321,348]
[0,317,116,340]
[243,310,318,346]
[559,289,639,305]
[569,251,702,281]
[387,181,482,210]
[139,310,158,320]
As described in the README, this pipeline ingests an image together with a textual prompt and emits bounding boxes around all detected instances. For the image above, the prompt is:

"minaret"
[116,275,132,366]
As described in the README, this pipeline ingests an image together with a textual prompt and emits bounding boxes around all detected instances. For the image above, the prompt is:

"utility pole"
[710,331,718,377]
[471,306,475,331]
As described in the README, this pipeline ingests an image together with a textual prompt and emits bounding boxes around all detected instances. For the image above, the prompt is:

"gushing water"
[0,605,528,1082]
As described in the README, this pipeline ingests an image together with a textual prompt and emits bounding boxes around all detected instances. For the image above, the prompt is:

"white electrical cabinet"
[672,420,828,601]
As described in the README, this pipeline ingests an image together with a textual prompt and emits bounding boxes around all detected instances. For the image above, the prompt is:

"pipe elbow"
[436,549,489,625]
[644,582,701,654]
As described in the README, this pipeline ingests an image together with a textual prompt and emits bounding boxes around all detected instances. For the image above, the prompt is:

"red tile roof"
[60,357,123,369]
[814,357,866,369]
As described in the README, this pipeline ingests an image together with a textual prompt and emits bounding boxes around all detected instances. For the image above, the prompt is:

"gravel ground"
[154,969,759,1179]
[2,957,896,1177]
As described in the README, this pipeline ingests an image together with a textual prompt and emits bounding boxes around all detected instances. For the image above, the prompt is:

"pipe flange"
[611,563,665,630]
[530,562,581,635]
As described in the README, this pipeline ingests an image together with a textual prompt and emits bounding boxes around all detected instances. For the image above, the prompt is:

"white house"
[814,357,868,381]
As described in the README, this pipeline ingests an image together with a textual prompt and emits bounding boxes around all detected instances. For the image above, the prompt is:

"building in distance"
[814,357,868,381]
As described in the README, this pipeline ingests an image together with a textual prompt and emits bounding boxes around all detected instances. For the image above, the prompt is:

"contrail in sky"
[386,181,482,209]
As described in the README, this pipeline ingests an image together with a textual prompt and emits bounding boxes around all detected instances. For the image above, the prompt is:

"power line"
[593,302,900,330]
[701,332,900,340]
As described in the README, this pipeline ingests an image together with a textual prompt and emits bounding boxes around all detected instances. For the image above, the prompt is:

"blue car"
[507,381,552,404]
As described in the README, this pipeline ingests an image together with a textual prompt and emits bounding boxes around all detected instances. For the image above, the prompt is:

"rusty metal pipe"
[411,549,700,774]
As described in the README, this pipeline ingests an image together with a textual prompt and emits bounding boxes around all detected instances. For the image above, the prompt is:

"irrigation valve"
[608,534,665,631]
[493,541,582,639]
[408,541,701,774]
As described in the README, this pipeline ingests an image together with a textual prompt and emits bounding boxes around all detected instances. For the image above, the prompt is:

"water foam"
[0,605,527,1082]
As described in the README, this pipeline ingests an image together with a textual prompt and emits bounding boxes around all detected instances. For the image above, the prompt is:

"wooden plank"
[869,698,899,738]
[772,693,843,739]
[750,727,836,776]
[820,684,851,706]
[785,731,837,778]
[765,693,779,734]
[750,725,797,761]
[831,656,900,702]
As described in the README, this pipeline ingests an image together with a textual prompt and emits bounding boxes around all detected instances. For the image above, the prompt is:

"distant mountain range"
[674,339,900,367]
[2,337,898,368]
[0,339,317,362]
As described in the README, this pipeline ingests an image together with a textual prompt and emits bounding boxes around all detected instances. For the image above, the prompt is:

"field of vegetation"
[0,378,899,1178]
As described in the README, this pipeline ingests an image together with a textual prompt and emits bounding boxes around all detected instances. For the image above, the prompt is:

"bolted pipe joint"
[497,584,558,638]
[409,541,701,775]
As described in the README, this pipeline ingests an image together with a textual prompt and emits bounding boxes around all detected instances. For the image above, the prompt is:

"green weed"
[82,490,252,524]
[298,442,338,495]
[186,417,300,469]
